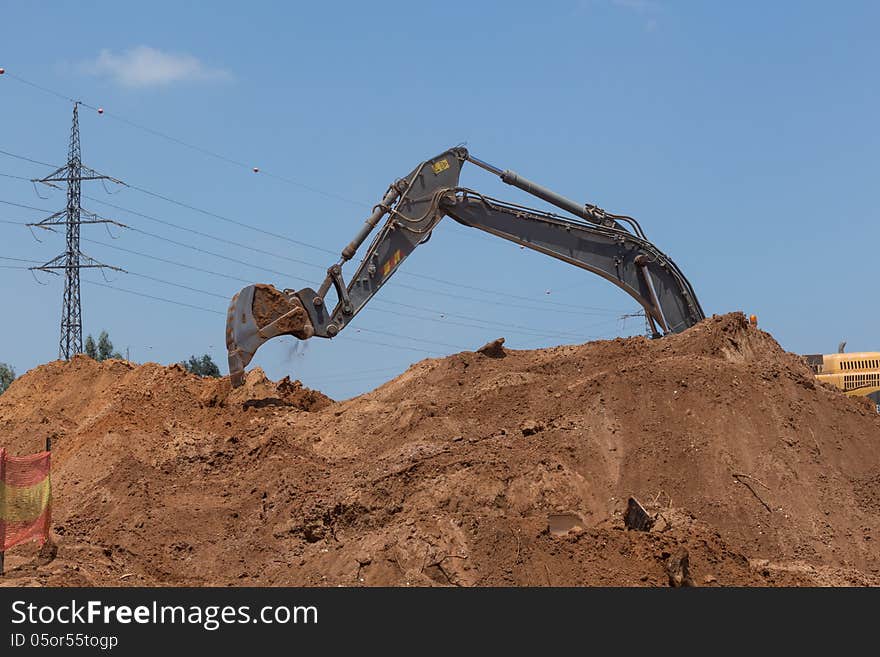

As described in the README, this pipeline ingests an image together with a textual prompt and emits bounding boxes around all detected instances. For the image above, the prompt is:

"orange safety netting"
[0,448,52,551]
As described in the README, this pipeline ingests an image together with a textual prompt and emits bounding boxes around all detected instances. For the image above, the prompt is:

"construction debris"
[624,497,654,531]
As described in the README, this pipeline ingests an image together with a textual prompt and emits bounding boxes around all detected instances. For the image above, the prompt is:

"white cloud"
[82,46,231,88]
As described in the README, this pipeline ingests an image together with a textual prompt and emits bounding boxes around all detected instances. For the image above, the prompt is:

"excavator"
[225,147,706,386]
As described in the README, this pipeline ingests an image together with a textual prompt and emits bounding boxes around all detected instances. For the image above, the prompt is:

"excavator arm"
[226,147,705,386]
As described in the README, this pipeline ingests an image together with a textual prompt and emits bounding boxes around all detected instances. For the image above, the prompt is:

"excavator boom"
[226,147,705,386]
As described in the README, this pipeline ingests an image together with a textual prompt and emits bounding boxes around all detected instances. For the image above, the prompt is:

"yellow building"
[805,352,880,410]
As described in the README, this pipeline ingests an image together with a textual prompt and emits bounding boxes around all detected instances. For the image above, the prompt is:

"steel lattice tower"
[29,103,124,359]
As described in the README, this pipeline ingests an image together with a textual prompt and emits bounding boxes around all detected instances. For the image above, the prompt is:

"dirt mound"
[1,314,879,586]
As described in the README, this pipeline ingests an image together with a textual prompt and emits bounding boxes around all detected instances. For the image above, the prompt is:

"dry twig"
[732,474,772,512]
[731,472,770,490]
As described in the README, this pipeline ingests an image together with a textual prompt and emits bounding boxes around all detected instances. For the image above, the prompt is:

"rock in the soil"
[520,419,544,437]
[476,337,506,358]
[664,548,695,587]
[35,540,58,566]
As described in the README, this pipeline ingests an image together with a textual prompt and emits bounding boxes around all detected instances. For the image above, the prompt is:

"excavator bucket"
[225,284,315,387]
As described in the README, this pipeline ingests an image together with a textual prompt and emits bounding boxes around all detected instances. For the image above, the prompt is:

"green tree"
[0,362,15,395]
[84,331,123,361]
[97,331,114,360]
[181,354,221,378]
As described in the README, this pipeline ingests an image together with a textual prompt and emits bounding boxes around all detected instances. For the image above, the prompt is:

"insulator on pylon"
[97,107,104,114]
[0,68,5,75]
[253,167,260,173]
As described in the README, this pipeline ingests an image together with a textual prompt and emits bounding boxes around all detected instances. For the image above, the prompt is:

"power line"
[339,335,442,356]
[82,279,226,315]
[119,210,623,317]
[0,198,52,213]
[0,149,56,169]
[76,214,623,331]
[78,262,477,353]
[109,236,616,340]
[3,72,77,104]
[0,255,42,264]
[80,278,447,357]
[118,227,317,283]
[125,271,229,300]
[2,147,628,315]
[306,369,411,385]
[4,170,633,346]
[72,214,615,340]
[110,178,619,312]
[4,68,542,258]
[121,182,340,255]
[81,237,259,285]
[368,299,589,341]
[76,276,617,378]
[4,72,368,208]
[7,261,239,292]
[391,265,622,313]
[4,203,623,341]
[32,229,622,352]
[88,188,625,314]
[0,148,338,254]
[113,270,476,352]
[84,235,599,342]
[305,365,408,380]
[119,173,625,312]
[82,193,327,271]
[391,280,616,317]
[23,243,617,360]
[354,326,468,351]
[373,298,592,337]
[0,171,37,182]
[3,73,631,315]
[0,147,339,255]
[82,232,602,341]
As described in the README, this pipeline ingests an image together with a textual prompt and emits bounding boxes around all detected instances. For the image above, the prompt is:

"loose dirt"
[249,284,312,337]
[2,313,879,586]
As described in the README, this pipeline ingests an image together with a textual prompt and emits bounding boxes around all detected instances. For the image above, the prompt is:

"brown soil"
[250,284,312,337]
[1,313,879,587]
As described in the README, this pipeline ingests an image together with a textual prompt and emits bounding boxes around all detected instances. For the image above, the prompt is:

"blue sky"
[1,1,877,398]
